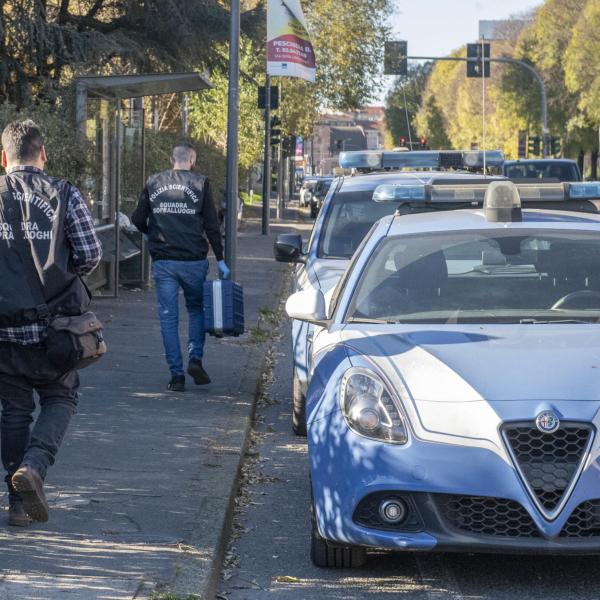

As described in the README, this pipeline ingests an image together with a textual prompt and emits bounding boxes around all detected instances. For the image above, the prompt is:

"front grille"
[436,494,539,537]
[353,492,423,532]
[503,423,592,514]
[561,500,600,537]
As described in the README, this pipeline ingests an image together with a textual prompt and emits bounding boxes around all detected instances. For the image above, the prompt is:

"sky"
[374,0,543,103]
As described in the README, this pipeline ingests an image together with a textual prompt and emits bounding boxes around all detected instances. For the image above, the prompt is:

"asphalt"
[0,203,300,600]
[219,293,600,600]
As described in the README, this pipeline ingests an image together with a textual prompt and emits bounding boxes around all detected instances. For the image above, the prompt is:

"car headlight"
[340,367,408,444]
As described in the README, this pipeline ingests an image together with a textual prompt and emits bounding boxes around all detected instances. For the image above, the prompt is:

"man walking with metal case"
[132,141,230,392]
[0,119,102,527]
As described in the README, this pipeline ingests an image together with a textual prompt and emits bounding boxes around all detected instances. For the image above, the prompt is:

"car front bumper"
[308,409,600,554]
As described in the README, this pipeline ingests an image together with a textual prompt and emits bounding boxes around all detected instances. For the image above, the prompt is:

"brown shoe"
[11,465,49,523]
[8,501,32,527]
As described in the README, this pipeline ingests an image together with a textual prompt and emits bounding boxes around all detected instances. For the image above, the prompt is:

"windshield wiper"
[519,318,593,324]
[347,317,396,324]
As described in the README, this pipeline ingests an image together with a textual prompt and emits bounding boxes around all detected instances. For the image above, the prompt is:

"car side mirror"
[286,289,328,326]
[274,233,306,263]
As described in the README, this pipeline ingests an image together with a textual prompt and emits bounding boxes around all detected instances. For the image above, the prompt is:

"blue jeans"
[152,259,209,376]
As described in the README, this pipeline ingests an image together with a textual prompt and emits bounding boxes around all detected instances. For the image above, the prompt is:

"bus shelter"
[74,72,212,296]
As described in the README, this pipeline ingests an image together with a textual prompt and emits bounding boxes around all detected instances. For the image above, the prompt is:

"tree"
[0,0,246,108]
[188,37,264,182]
[565,0,600,127]
[385,64,431,146]
[279,0,393,136]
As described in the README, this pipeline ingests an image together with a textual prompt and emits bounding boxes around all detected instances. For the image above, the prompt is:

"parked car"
[286,179,600,568]
[274,149,505,436]
[299,176,318,207]
[503,159,582,182]
[309,177,334,218]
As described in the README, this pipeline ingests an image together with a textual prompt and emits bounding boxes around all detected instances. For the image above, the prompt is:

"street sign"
[258,85,279,110]
[384,41,408,76]
[467,43,490,78]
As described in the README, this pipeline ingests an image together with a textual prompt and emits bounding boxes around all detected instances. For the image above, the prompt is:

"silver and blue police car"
[275,149,505,436]
[285,177,600,567]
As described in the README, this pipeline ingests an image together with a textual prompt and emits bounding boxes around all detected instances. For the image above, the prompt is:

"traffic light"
[419,136,427,149]
[258,86,279,110]
[270,116,281,146]
[528,135,541,157]
[550,136,562,157]
[399,136,407,148]
[518,131,527,159]
[467,42,490,78]
[384,41,408,76]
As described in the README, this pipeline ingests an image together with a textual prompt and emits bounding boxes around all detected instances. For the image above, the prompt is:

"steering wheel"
[551,290,600,310]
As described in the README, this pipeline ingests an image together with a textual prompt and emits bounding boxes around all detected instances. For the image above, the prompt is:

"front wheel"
[292,375,307,437]
[310,509,367,568]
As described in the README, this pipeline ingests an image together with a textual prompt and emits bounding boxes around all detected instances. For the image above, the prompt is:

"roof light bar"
[373,180,600,205]
[339,149,505,172]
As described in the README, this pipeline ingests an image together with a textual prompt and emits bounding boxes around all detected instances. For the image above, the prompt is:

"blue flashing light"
[568,182,600,199]
[339,151,382,170]
[373,184,427,202]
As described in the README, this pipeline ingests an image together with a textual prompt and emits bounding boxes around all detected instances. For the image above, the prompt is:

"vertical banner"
[295,136,304,159]
[267,0,316,82]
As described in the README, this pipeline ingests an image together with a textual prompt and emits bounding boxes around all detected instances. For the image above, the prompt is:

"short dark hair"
[1,119,44,162]
[172,141,196,164]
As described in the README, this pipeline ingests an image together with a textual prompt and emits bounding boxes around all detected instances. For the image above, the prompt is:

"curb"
[165,263,291,600]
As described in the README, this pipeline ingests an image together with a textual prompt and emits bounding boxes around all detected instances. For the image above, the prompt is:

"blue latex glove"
[218,260,231,280]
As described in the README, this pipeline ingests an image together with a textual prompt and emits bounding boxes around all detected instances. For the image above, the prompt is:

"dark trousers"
[0,343,79,503]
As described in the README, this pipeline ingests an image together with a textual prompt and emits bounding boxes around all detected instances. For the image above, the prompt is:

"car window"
[505,163,578,182]
[346,229,600,324]
[318,191,399,259]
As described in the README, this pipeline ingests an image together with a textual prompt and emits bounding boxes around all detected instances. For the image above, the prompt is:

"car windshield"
[346,228,600,324]
[505,162,579,182]
[318,191,399,259]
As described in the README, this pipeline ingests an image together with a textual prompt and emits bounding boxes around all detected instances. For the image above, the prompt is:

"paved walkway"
[0,204,303,599]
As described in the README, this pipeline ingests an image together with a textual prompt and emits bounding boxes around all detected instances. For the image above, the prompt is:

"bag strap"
[0,176,50,321]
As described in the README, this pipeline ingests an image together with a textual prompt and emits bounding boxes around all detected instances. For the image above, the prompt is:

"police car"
[274,149,504,435]
[285,178,600,567]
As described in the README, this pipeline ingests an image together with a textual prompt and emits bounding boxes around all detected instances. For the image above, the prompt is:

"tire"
[292,375,307,437]
[310,505,367,568]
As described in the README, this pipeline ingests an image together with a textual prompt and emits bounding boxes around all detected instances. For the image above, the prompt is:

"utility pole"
[261,76,272,235]
[276,138,283,219]
[225,0,240,279]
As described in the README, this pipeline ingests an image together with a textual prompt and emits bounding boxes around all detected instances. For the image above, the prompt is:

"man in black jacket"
[0,120,102,526]
[132,141,229,392]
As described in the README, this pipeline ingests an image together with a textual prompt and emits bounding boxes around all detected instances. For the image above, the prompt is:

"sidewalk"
[0,204,302,600]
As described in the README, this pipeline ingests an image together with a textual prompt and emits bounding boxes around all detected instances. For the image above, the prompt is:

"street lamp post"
[225,0,240,279]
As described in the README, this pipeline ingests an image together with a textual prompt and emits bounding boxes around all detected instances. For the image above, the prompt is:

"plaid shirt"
[0,166,102,345]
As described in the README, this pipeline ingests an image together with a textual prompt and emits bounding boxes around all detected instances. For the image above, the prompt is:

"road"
[219,306,600,600]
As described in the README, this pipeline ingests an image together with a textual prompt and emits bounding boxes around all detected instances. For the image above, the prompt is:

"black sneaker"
[11,465,49,523]
[188,358,211,385]
[167,375,186,392]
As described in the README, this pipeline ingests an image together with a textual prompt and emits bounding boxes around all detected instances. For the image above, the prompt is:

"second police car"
[275,149,505,435]
[285,177,600,567]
